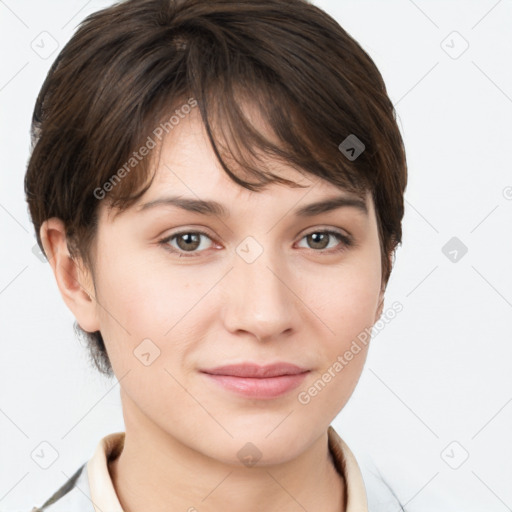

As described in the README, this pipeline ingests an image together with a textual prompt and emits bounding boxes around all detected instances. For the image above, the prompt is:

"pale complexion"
[41,106,386,512]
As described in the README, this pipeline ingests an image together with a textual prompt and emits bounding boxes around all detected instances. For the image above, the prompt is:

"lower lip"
[202,372,309,399]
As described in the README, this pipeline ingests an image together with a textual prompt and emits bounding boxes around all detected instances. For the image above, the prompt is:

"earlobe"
[373,278,387,324]
[40,218,100,333]
[374,252,392,323]
[374,294,384,323]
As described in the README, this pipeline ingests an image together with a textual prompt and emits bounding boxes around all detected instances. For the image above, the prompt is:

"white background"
[1,1,511,511]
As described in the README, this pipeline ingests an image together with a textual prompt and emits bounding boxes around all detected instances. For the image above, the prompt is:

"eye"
[158,230,216,257]
[158,228,353,258]
[296,229,353,254]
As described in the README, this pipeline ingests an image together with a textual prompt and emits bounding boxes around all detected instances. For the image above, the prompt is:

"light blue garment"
[30,463,95,512]
[29,431,404,512]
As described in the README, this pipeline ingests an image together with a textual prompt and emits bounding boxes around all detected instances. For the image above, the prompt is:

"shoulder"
[328,426,404,511]
[353,449,405,512]
[30,462,95,512]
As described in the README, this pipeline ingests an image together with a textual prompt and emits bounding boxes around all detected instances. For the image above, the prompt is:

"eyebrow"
[137,194,368,217]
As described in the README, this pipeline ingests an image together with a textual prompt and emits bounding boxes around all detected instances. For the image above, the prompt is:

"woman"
[25,0,407,510]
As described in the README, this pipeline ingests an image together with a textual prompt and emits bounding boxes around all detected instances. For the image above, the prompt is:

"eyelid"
[157,224,218,243]
[159,228,218,253]
[299,225,352,240]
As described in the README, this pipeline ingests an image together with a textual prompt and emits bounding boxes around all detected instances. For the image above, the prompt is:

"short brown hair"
[25,0,407,377]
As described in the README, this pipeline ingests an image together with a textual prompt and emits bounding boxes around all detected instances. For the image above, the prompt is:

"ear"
[40,218,100,333]
[373,252,392,323]
[374,288,385,324]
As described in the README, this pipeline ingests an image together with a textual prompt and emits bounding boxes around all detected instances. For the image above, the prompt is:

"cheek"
[93,253,209,366]
[297,274,376,418]
[315,281,374,382]
[299,247,381,406]
[308,257,381,345]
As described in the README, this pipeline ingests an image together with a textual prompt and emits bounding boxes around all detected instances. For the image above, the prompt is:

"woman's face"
[86,107,385,464]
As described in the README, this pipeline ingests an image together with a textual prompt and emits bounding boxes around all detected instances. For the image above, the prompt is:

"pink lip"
[200,363,310,399]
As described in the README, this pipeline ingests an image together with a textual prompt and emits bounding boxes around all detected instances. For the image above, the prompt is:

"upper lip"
[201,363,309,378]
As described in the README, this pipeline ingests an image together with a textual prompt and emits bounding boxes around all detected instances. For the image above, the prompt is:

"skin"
[41,105,387,512]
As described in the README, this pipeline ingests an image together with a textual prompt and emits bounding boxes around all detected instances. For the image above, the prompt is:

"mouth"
[200,362,310,399]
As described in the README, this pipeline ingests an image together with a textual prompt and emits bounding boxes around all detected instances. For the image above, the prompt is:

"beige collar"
[87,426,368,512]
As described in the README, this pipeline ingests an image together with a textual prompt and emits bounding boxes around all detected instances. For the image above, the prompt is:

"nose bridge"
[223,235,296,340]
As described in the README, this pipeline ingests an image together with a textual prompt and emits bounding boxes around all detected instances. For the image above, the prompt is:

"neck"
[108,395,345,512]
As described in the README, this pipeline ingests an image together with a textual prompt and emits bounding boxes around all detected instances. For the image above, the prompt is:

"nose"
[221,243,300,342]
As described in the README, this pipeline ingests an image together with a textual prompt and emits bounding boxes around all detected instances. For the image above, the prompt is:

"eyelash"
[157,228,354,258]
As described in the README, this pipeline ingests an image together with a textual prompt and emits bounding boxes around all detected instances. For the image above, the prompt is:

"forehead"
[101,103,374,223]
